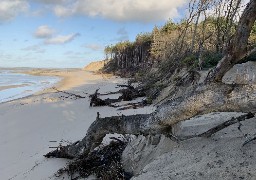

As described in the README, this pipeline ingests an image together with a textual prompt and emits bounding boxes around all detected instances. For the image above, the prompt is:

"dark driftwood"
[179,112,254,141]
[119,88,145,101]
[117,84,135,89]
[89,85,146,107]
[89,89,113,106]
[55,139,131,180]
[198,112,254,138]
[44,145,74,159]
[99,91,121,96]
[117,101,148,110]
[53,87,86,99]
[243,136,256,146]
[89,89,120,107]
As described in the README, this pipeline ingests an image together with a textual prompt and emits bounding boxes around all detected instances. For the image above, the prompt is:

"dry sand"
[122,61,256,180]
[83,60,109,72]
[2,62,256,180]
[122,112,256,180]
[0,69,154,180]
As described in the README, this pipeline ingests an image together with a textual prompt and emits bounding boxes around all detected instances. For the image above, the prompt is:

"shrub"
[202,51,222,68]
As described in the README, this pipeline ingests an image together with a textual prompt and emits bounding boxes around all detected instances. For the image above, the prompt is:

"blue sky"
[0,0,188,68]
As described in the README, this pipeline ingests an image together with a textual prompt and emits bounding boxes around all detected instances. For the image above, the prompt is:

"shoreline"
[0,68,92,104]
[0,68,155,180]
[0,69,62,104]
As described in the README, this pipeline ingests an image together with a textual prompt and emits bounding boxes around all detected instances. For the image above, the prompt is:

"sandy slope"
[83,60,109,72]
[0,69,154,180]
[127,113,256,180]
[122,61,256,180]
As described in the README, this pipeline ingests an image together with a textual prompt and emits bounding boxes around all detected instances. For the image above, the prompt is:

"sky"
[0,0,188,68]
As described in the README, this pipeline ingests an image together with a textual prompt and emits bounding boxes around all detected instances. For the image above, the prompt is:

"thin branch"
[198,112,254,138]
[243,136,256,146]
[53,87,86,99]
[179,112,254,141]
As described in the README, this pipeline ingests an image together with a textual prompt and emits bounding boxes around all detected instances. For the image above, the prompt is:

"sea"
[0,69,60,103]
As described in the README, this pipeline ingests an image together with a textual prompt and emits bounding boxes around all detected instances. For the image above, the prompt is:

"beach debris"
[52,87,86,99]
[117,101,148,110]
[44,140,78,159]
[177,112,255,141]
[52,138,131,180]
[89,89,114,106]
[89,84,146,107]
[243,135,256,147]
[44,145,75,159]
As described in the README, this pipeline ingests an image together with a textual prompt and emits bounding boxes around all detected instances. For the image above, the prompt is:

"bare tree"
[206,0,256,82]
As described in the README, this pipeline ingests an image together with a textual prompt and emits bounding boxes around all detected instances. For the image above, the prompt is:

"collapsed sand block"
[223,61,256,84]
[171,112,245,138]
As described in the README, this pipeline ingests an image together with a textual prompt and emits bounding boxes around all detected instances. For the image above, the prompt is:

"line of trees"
[103,33,152,75]
[103,0,256,77]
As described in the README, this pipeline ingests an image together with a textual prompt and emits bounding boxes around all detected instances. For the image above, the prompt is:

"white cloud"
[33,25,80,46]
[83,44,103,51]
[52,0,188,22]
[54,5,74,17]
[32,0,68,4]
[45,33,80,44]
[34,25,55,38]
[21,44,46,53]
[0,0,29,22]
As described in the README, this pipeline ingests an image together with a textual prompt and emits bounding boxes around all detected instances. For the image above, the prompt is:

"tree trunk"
[206,0,256,83]
[60,82,256,158]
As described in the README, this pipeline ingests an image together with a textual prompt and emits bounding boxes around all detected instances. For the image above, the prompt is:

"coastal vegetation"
[103,1,256,80]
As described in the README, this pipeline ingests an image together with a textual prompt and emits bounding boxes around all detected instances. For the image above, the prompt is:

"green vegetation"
[101,0,256,99]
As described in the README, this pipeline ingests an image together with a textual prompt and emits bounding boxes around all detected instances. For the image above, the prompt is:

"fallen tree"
[89,89,116,107]
[55,138,131,180]
[89,84,146,107]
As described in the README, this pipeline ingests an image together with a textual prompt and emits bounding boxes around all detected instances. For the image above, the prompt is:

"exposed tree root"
[89,89,120,106]
[44,142,79,159]
[47,82,256,159]
[55,138,132,180]
[89,84,146,107]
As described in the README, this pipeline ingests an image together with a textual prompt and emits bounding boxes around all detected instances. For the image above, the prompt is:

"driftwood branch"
[199,112,254,137]
[179,112,254,141]
[117,101,148,110]
[243,136,256,146]
[99,91,121,96]
[89,84,146,107]
[117,84,135,90]
[89,89,121,107]
[53,87,86,99]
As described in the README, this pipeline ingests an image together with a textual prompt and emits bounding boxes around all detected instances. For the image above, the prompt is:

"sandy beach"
[2,65,256,180]
[0,69,154,180]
